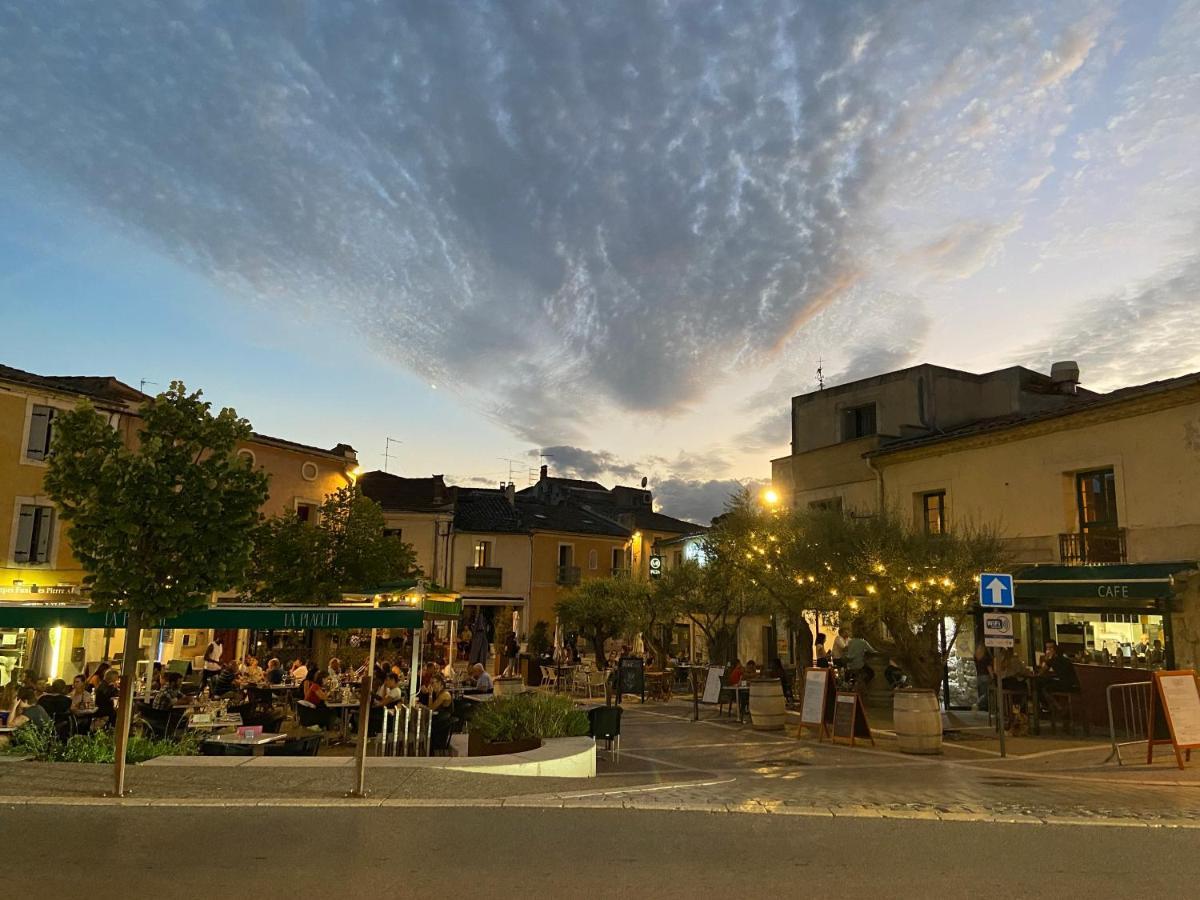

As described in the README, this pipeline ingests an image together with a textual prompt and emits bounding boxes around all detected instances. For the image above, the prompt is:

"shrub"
[470,692,590,743]
[2,724,200,763]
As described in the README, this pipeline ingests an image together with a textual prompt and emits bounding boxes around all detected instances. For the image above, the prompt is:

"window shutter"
[13,506,34,562]
[26,407,53,460]
[33,508,54,563]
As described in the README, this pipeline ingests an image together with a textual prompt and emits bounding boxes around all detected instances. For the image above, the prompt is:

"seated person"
[152,671,186,711]
[242,656,264,684]
[1038,640,1080,711]
[264,658,285,685]
[68,675,93,714]
[37,679,73,717]
[151,663,164,691]
[814,633,831,668]
[427,674,455,751]
[469,663,492,692]
[7,686,51,730]
[884,659,908,690]
[209,663,243,697]
[744,660,759,680]
[727,659,744,686]
[94,670,121,726]
[289,659,308,683]
[374,671,404,708]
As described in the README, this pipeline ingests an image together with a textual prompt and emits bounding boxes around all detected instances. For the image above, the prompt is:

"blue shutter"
[26,407,53,460]
[13,506,34,562]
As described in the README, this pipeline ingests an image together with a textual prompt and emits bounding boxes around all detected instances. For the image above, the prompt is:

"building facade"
[0,364,358,683]
[769,361,1200,702]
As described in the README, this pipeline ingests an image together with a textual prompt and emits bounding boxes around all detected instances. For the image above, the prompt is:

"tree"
[44,383,270,795]
[556,579,633,667]
[246,485,419,602]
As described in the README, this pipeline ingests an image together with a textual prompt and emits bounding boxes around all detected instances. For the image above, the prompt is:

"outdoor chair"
[588,705,622,760]
[581,667,608,700]
[1047,690,1089,737]
[540,666,558,691]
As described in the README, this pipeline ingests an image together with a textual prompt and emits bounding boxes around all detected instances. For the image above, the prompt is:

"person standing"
[202,636,223,689]
[502,631,519,677]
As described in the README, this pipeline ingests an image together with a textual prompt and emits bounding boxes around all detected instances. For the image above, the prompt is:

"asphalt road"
[7,805,1197,897]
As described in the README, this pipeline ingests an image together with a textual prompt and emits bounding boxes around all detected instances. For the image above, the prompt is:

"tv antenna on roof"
[816,358,824,391]
[383,437,402,473]
[139,379,158,394]
[498,457,524,483]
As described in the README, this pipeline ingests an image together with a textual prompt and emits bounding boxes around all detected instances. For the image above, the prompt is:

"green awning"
[0,603,425,630]
[1012,562,1197,610]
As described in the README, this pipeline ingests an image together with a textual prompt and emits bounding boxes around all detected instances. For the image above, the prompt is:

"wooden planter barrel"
[893,688,942,754]
[749,678,786,731]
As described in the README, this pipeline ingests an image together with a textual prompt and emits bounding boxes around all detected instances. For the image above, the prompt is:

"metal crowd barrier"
[378,705,432,757]
[1105,681,1152,765]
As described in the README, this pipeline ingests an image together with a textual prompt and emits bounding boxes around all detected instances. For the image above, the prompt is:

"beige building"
[769,361,1200,703]
[358,472,455,586]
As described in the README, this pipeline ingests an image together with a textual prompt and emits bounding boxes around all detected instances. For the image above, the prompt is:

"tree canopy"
[44,383,269,620]
[245,485,419,603]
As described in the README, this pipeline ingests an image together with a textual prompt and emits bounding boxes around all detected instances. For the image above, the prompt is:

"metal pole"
[351,628,377,797]
[995,666,1006,759]
[408,628,422,704]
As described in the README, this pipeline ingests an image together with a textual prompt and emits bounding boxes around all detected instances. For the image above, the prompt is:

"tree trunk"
[112,615,141,797]
[792,616,814,669]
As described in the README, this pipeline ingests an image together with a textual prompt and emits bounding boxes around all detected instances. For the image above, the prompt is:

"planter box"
[467,732,543,757]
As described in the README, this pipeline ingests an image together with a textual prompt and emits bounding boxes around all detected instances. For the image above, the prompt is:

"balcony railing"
[1059,528,1126,564]
[464,566,503,588]
[556,565,581,586]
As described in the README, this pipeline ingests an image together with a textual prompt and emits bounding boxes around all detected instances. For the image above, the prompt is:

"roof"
[627,508,707,534]
[515,497,630,538]
[867,370,1200,458]
[249,433,357,461]
[454,489,526,533]
[360,471,455,512]
[515,475,608,496]
[0,363,147,406]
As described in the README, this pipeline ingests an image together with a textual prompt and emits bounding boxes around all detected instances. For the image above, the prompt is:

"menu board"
[702,666,725,704]
[800,668,832,735]
[616,656,645,703]
[830,691,874,746]
[1148,671,1200,768]
[1158,673,1200,746]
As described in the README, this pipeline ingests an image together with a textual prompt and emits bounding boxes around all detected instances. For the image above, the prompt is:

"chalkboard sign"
[1147,670,1200,769]
[616,656,645,704]
[702,666,725,704]
[831,691,874,746]
[799,668,834,739]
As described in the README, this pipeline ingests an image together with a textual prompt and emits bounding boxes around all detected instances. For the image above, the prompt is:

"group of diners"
[2,664,122,739]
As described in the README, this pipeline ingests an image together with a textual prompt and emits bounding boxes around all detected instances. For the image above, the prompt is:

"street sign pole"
[996,666,1006,758]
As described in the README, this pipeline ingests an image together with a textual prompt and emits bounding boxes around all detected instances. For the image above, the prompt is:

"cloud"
[652,478,768,526]
[1037,23,1099,88]
[911,218,1022,281]
[1020,251,1200,390]
[534,445,640,482]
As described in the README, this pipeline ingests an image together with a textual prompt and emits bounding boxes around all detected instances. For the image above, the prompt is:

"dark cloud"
[1021,252,1200,390]
[0,0,977,438]
[653,477,768,526]
[534,445,640,482]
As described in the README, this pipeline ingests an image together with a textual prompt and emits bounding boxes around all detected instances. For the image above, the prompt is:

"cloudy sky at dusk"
[2,1,1199,523]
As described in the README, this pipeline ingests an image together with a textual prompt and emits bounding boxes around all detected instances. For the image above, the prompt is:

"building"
[358,471,455,585]
[0,363,358,683]
[769,361,1200,702]
[449,485,532,652]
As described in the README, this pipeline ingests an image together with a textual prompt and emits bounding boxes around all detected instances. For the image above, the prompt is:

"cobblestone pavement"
[3,700,1198,828]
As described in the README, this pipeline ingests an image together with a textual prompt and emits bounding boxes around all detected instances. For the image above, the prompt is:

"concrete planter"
[467,732,543,757]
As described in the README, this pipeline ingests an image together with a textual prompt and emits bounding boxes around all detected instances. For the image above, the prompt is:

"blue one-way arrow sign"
[979,572,1014,608]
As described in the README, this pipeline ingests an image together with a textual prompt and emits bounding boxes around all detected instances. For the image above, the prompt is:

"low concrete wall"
[142,736,596,778]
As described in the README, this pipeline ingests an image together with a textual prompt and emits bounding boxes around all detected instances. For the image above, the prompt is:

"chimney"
[504,482,515,507]
[1049,360,1080,395]
[539,464,548,481]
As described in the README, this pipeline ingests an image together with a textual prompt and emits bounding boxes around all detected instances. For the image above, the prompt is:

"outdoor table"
[326,699,360,742]
[202,732,287,757]
[726,683,750,723]
[187,714,242,732]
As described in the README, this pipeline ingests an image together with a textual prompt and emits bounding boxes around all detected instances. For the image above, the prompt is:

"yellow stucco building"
[0,364,357,683]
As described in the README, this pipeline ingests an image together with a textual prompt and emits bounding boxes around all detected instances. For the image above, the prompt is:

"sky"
[2,1,1199,525]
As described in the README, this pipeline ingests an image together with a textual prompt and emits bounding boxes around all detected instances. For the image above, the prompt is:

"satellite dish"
[640,476,648,488]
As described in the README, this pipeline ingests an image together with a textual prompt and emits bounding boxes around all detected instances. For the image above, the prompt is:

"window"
[474,540,493,568]
[672,549,684,568]
[25,405,57,461]
[921,491,946,535]
[300,461,319,482]
[611,547,625,571]
[588,549,598,570]
[809,497,843,513]
[558,544,574,568]
[14,504,55,564]
[383,528,403,541]
[296,502,318,523]
[841,403,877,440]
[237,448,256,467]
[1077,469,1118,532]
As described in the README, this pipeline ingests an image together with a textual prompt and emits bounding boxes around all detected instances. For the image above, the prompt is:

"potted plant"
[466,692,589,756]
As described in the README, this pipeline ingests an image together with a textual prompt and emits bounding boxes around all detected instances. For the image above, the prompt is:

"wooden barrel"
[893,689,942,754]
[749,678,786,731]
